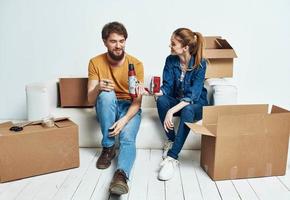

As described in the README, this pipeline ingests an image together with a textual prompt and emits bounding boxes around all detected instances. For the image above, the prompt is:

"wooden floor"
[0,148,290,200]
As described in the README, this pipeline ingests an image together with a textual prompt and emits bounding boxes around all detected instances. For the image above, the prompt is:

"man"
[87,21,144,195]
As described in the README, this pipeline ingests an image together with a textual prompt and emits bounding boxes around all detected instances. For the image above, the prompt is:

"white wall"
[1,0,290,120]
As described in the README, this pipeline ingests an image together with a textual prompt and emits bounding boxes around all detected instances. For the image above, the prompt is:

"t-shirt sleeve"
[135,61,144,84]
[88,60,99,80]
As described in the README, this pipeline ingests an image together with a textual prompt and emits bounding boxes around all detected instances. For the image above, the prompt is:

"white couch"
[26,78,237,149]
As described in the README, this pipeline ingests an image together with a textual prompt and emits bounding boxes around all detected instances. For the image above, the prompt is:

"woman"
[155,28,208,181]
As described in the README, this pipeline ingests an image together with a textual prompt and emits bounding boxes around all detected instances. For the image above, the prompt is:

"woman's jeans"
[157,95,202,159]
[95,91,141,178]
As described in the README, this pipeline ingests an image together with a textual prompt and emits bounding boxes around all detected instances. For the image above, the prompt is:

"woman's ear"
[183,45,189,52]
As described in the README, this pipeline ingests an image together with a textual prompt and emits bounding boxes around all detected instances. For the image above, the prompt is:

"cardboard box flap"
[185,123,216,137]
[204,49,237,59]
[271,105,290,114]
[216,38,233,49]
[203,104,268,127]
[205,36,222,48]
[55,119,75,128]
[204,37,237,59]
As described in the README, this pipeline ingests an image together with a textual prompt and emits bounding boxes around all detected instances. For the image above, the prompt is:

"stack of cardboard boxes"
[186,36,290,180]
[204,36,237,78]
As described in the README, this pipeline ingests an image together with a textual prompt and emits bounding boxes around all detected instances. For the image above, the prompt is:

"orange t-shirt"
[88,53,144,100]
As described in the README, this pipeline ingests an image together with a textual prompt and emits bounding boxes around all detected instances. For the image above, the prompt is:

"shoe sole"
[158,175,172,181]
[109,183,128,195]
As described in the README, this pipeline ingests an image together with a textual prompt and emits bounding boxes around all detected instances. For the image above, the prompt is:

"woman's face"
[169,35,185,55]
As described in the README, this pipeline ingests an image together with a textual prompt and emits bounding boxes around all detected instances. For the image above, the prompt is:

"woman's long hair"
[173,28,205,68]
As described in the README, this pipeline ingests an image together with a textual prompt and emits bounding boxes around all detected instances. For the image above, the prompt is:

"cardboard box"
[0,119,79,183]
[186,104,290,181]
[59,78,94,107]
[204,36,237,78]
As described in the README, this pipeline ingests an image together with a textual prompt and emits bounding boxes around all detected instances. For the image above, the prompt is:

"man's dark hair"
[101,21,128,40]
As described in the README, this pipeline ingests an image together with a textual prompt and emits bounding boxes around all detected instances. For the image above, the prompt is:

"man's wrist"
[123,115,130,122]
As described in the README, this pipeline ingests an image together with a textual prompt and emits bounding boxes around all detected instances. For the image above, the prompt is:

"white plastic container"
[207,78,237,105]
[26,83,50,121]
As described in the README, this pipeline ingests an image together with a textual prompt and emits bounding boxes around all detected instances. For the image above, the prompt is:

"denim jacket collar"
[172,55,196,70]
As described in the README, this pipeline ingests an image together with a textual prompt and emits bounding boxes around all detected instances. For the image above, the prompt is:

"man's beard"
[108,49,125,61]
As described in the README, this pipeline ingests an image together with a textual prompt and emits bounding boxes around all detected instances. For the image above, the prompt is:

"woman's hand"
[164,110,174,132]
[109,116,129,137]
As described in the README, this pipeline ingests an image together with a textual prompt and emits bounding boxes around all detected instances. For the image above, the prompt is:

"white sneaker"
[162,140,173,159]
[158,156,179,181]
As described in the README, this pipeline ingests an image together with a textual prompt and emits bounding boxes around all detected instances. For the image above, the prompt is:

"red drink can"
[150,76,160,94]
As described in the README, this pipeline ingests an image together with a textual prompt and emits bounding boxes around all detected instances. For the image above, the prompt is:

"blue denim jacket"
[160,55,208,105]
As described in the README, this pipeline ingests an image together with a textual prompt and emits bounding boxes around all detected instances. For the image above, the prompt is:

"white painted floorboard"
[1,148,290,200]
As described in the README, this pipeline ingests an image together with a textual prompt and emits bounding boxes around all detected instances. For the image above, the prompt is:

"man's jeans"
[95,91,141,179]
[156,95,202,159]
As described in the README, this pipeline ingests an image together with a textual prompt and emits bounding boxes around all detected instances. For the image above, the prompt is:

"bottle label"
[128,76,137,95]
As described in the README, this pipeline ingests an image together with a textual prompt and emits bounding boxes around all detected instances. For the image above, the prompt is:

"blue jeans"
[95,91,141,179]
[156,95,203,159]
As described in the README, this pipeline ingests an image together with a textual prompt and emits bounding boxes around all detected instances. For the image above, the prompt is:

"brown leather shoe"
[109,169,129,195]
[96,145,116,169]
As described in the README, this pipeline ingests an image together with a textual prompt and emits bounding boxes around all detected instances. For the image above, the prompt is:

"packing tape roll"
[41,117,55,128]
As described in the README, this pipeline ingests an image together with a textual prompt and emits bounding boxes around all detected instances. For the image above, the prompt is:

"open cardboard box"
[204,36,237,78]
[186,104,290,180]
[0,119,80,183]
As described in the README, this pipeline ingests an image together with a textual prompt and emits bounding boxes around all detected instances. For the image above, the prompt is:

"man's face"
[104,33,126,61]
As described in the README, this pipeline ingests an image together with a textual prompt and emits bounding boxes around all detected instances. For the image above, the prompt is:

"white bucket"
[206,78,238,105]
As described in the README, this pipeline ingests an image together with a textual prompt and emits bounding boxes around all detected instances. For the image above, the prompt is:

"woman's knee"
[180,104,202,121]
[156,95,170,109]
[182,104,194,113]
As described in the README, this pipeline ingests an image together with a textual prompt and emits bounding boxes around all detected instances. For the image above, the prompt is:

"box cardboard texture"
[204,36,237,78]
[59,78,94,107]
[0,119,79,183]
[186,104,290,181]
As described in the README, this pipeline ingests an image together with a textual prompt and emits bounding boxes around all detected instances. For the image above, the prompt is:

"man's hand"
[109,116,129,137]
[136,84,150,96]
[99,79,115,92]
[164,110,174,132]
